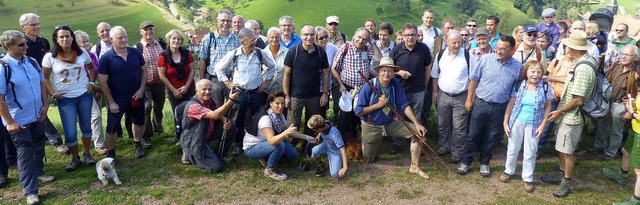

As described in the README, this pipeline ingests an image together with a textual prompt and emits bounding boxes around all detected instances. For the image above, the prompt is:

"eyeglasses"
[616,29,626,32]
[318,35,328,40]
[328,22,339,26]
[403,34,417,38]
[301,33,316,37]
[466,24,477,27]
[280,24,293,28]
[496,47,511,52]
[620,53,637,57]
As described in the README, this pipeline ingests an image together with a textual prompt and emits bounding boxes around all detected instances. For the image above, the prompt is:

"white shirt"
[430,48,474,94]
[419,25,442,53]
[214,48,276,90]
[513,43,548,68]
[243,115,276,150]
[42,48,92,98]
[555,40,600,64]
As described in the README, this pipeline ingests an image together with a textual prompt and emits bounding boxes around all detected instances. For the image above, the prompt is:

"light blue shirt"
[470,53,522,103]
[469,32,501,49]
[0,55,45,126]
[214,48,276,90]
[516,91,536,123]
[198,30,240,76]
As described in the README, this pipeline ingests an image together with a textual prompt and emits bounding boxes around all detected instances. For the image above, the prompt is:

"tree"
[0,0,5,8]
[456,0,480,16]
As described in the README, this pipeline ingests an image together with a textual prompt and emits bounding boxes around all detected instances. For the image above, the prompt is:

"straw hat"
[562,30,592,51]
[374,57,400,72]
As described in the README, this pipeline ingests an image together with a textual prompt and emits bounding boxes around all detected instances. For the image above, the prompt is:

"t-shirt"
[284,44,329,98]
[389,42,432,93]
[243,115,272,150]
[516,91,536,123]
[158,52,195,89]
[98,47,145,101]
[632,99,640,133]
[42,48,92,98]
[26,36,50,66]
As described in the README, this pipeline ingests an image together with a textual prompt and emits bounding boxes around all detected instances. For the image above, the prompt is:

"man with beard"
[513,25,547,68]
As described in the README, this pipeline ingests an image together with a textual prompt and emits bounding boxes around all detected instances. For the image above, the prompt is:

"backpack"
[512,42,541,62]
[203,32,218,67]
[174,100,189,138]
[226,48,266,79]
[0,57,42,110]
[570,59,612,118]
[436,49,470,74]
[292,43,328,67]
[134,38,167,53]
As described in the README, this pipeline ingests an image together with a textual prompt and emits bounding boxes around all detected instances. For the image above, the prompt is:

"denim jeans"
[57,92,93,147]
[311,141,344,178]
[245,141,297,169]
[11,121,45,196]
[233,91,267,147]
[461,98,507,166]
[0,126,8,177]
[538,99,559,148]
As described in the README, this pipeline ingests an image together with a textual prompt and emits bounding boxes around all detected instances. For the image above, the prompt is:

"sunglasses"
[16,42,27,47]
[318,35,328,40]
[526,33,537,37]
[466,24,477,27]
[54,24,70,31]
[461,34,469,37]
[328,22,339,26]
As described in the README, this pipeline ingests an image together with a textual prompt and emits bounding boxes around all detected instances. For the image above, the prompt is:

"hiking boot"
[553,178,572,197]
[541,171,563,184]
[450,156,461,164]
[613,196,640,205]
[106,149,116,159]
[264,168,287,181]
[499,173,512,183]
[603,167,628,185]
[66,156,80,172]
[524,182,535,193]
[457,163,470,175]
[389,146,401,154]
[54,144,69,154]
[37,175,55,183]
[480,164,491,177]
[587,147,602,155]
[0,175,7,188]
[83,153,97,166]
[26,194,39,205]
[141,137,152,149]
[231,146,242,156]
[258,159,267,168]
[134,144,145,158]
[602,155,616,161]
[315,164,325,177]
[95,147,107,155]
[437,148,449,156]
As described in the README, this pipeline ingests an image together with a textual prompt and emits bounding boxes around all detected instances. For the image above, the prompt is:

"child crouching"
[307,115,348,178]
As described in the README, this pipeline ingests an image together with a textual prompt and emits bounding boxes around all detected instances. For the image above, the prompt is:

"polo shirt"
[470,53,522,104]
[558,54,596,125]
[98,47,145,101]
[354,77,410,125]
[0,55,45,126]
[611,37,637,52]
[389,42,432,93]
[284,44,329,98]
[214,48,276,90]
[25,36,50,65]
[431,48,474,94]
[279,33,302,49]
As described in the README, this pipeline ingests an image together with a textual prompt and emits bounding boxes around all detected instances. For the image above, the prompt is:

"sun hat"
[562,30,592,51]
[374,57,400,72]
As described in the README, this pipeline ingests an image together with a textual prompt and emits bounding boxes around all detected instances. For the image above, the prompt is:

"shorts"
[624,130,640,168]
[106,98,145,133]
[554,122,583,154]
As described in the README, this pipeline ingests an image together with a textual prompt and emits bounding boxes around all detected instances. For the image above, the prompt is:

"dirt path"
[142,0,193,30]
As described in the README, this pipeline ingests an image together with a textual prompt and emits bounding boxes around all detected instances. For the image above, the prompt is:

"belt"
[476,97,506,106]
[239,87,260,94]
[442,90,467,98]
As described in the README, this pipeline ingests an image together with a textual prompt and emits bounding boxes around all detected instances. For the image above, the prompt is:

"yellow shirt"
[633,99,640,133]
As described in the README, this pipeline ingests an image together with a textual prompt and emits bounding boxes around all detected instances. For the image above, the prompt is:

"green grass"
[0,0,176,46]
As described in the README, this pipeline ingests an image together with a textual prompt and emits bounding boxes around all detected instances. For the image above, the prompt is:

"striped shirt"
[332,41,375,88]
[470,53,522,103]
[198,31,240,77]
[140,40,164,84]
[558,54,596,125]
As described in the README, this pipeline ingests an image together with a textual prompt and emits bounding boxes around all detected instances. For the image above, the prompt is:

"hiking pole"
[357,71,451,177]
[218,104,234,158]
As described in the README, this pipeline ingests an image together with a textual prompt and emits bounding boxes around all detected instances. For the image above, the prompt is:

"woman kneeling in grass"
[307,115,348,178]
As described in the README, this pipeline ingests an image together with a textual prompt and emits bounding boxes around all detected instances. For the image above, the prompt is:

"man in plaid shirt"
[331,27,381,140]
[137,20,165,148]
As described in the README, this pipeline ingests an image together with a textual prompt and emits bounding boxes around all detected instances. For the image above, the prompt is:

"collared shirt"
[419,25,442,53]
[431,48,474,94]
[611,37,637,52]
[536,21,561,48]
[279,33,302,49]
[284,44,329,98]
[198,31,240,77]
[332,41,375,89]
[512,43,548,68]
[98,47,146,101]
[607,62,635,101]
[355,77,410,125]
[469,47,495,62]
[187,99,218,139]
[508,80,554,138]
[390,42,432,93]
[558,53,596,125]
[140,39,164,84]
[263,45,289,94]
[376,40,395,57]
[555,41,600,64]
[471,53,522,103]
[329,31,347,48]
[90,40,113,59]
[25,36,49,66]
[469,32,501,49]
[214,48,276,90]
[0,55,45,126]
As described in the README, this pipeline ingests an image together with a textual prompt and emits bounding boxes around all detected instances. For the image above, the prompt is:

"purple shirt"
[536,21,561,48]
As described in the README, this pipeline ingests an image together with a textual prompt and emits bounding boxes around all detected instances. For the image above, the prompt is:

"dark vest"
[180,96,217,159]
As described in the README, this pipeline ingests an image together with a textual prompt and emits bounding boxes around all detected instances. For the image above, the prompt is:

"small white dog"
[96,157,122,185]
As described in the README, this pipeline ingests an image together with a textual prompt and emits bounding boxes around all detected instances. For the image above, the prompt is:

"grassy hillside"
[0,0,176,46]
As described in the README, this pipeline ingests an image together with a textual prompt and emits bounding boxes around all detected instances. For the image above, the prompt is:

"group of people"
[0,6,640,204]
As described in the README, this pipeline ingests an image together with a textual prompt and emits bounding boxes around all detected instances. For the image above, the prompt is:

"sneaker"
[83,153,97,166]
[449,156,461,164]
[134,144,145,158]
[94,147,107,155]
[26,194,39,205]
[541,172,563,184]
[524,182,535,193]
[553,178,572,197]
[66,156,80,172]
[141,138,152,149]
[54,144,69,154]
[258,159,267,168]
[499,173,512,183]
[315,164,325,177]
[613,196,640,205]
[181,152,190,165]
[457,163,470,175]
[587,147,602,155]
[0,175,7,188]
[263,168,287,181]
[231,146,243,156]
[480,165,491,177]
[37,175,56,183]
[603,167,629,185]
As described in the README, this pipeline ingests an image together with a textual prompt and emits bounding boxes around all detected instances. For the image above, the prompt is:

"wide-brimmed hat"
[374,57,400,72]
[562,30,592,51]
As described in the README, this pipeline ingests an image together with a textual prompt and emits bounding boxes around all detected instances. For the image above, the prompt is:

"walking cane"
[357,71,451,178]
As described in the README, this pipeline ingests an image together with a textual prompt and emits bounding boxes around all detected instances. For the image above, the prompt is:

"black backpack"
[174,100,189,138]
[203,32,218,68]
[134,38,167,53]
[0,56,42,110]
[436,49,470,74]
